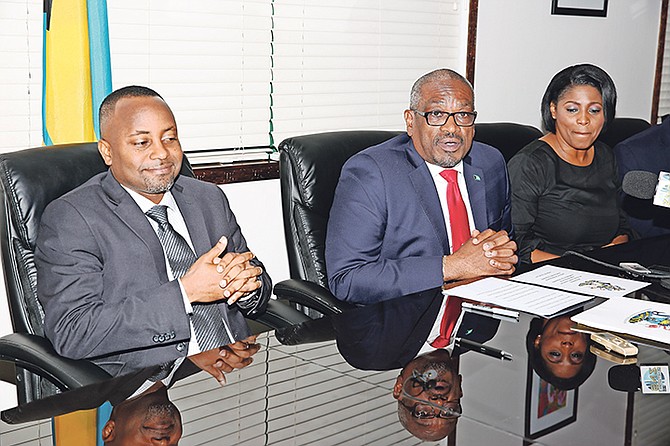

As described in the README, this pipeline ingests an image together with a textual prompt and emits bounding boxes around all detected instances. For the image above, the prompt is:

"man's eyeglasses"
[412,110,477,127]
[400,371,462,419]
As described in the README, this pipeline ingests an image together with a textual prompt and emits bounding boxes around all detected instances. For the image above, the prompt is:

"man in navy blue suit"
[326,69,517,304]
[614,118,670,238]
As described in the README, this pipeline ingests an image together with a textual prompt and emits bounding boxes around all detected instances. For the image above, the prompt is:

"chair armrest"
[275,316,336,345]
[0,333,111,391]
[273,279,354,315]
[250,298,312,330]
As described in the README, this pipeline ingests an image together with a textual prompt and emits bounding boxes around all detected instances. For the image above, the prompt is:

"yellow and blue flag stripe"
[42,0,112,145]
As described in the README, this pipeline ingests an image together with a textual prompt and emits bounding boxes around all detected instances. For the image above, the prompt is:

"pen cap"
[608,365,641,392]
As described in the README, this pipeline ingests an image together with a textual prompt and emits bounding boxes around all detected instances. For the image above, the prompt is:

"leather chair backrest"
[279,131,402,286]
[474,122,543,162]
[596,117,651,148]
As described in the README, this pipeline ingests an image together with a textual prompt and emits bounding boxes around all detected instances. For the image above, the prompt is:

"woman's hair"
[541,63,617,133]
[525,316,597,390]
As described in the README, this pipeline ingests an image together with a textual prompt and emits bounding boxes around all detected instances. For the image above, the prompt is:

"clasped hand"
[443,229,518,281]
[181,236,263,305]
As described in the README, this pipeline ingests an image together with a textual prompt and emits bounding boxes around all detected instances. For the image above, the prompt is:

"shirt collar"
[425,160,464,179]
[121,186,178,214]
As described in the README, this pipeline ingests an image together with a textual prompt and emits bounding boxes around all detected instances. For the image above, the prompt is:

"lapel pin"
[473,174,481,181]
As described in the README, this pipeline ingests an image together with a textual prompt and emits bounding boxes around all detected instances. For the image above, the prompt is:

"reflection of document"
[446,278,594,317]
[511,265,649,299]
[571,298,670,345]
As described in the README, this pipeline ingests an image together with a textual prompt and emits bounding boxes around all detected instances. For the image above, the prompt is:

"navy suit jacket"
[36,171,271,376]
[332,287,500,371]
[326,133,512,304]
[614,119,670,238]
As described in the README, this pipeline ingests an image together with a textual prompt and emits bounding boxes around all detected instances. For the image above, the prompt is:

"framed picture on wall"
[524,368,578,440]
[551,0,608,17]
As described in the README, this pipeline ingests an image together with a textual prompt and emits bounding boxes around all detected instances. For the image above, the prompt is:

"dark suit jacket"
[326,133,513,304]
[35,171,271,376]
[332,287,500,371]
[614,119,670,238]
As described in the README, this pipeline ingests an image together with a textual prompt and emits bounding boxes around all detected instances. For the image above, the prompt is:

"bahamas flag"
[43,3,113,443]
[43,0,112,145]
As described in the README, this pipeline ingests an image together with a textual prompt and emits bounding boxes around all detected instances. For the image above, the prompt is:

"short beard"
[142,176,176,195]
[437,156,460,168]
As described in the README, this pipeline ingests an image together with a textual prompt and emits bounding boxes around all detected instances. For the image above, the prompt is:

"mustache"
[141,162,174,170]
[434,132,463,143]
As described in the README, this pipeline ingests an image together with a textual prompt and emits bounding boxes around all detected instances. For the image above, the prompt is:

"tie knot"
[145,205,169,226]
[440,169,458,183]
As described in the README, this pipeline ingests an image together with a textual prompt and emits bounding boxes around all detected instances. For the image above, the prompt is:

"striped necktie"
[145,205,230,351]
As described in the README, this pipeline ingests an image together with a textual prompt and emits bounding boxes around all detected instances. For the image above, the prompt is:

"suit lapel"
[463,158,488,230]
[100,172,169,280]
[171,178,211,257]
[406,142,450,254]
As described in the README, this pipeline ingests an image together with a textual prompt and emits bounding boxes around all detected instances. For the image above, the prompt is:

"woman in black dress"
[508,64,631,264]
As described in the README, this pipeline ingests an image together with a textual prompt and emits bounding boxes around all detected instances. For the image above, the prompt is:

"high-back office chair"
[0,142,308,421]
[273,125,543,319]
[596,117,650,149]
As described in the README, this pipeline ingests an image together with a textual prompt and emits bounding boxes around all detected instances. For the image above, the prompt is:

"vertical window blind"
[0,0,467,152]
[0,0,42,152]
[658,10,670,122]
[107,0,273,151]
[271,0,466,145]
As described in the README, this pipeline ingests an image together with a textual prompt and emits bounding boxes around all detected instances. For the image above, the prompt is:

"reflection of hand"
[443,229,518,281]
[189,335,260,386]
[603,234,629,247]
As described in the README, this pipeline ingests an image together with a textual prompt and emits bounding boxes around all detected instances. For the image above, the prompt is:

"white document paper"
[571,298,670,345]
[446,277,594,317]
[511,265,649,299]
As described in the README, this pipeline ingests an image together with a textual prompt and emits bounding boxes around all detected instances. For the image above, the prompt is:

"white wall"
[475,0,662,128]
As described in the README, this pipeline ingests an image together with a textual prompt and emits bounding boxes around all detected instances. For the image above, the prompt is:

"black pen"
[455,337,512,361]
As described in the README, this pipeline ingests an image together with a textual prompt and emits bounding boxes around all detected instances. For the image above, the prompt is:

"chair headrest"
[0,143,107,249]
[279,130,403,218]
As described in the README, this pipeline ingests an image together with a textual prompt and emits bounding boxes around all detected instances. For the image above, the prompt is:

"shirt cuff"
[178,278,194,314]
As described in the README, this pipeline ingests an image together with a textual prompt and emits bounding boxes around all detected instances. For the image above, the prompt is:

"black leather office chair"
[0,142,308,419]
[273,124,541,321]
[474,122,543,161]
[597,117,650,149]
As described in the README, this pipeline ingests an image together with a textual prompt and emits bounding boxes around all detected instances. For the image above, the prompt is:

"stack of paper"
[571,298,670,345]
[446,265,650,317]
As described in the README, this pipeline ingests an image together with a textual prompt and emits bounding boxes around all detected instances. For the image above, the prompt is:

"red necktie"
[431,296,463,348]
[440,169,470,253]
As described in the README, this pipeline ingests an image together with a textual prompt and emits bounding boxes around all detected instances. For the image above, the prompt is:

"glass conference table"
[2,236,670,445]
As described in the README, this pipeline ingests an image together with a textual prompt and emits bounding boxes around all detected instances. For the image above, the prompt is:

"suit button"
[176,342,186,352]
[152,335,159,343]
[170,331,176,339]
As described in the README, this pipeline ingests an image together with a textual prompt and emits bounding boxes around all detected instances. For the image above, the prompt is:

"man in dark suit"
[326,69,517,304]
[614,118,670,238]
[35,86,271,376]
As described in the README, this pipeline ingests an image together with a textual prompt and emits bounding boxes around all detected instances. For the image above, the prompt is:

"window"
[0,0,470,154]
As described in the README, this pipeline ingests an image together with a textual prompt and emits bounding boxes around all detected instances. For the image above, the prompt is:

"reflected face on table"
[392,349,462,441]
[535,316,587,380]
[102,383,182,445]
